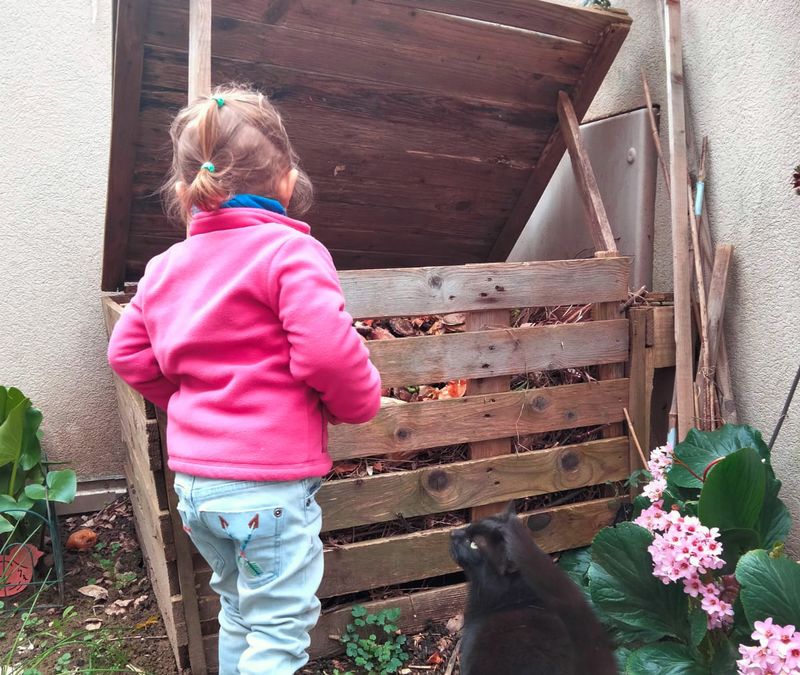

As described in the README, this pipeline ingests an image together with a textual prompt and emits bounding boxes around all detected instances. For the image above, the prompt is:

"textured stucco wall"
[0,2,124,479]
[588,0,800,552]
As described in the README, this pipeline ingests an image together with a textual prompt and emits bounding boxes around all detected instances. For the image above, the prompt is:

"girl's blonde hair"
[163,83,313,224]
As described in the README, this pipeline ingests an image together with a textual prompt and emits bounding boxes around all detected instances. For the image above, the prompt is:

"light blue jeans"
[173,473,324,675]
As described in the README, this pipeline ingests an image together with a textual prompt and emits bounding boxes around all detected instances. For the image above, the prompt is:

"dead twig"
[444,638,462,675]
[641,68,671,198]
[623,408,649,470]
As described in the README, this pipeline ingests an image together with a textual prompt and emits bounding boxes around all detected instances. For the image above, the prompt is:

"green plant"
[336,606,408,675]
[559,424,794,673]
[0,387,77,544]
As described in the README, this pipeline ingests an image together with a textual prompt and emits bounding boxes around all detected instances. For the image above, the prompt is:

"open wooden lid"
[102,0,630,290]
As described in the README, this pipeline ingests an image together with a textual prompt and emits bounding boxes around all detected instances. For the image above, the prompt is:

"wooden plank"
[318,498,622,598]
[488,19,630,260]
[216,0,627,45]
[556,91,616,252]
[188,0,212,102]
[652,306,676,369]
[465,309,512,520]
[330,378,628,461]
[156,410,208,675]
[320,437,629,531]
[368,319,629,389]
[125,460,186,663]
[337,257,630,319]
[145,2,591,106]
[701,245,733,382]
[664,0,694,440]
[102,0,149,291]
[627,309,654,477]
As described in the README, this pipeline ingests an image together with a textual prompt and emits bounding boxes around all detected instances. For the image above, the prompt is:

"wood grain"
[488,20,630,260]
[320,437,628,531]
[329,379,628,461]
[188,0,212,101]
[337,257,629,319]
[556,91,617,252]
[652,305,677,369]
[627,308,654,479]
[664,0,694,439]
[368,319,629,389]
[465,309,512,520]
[318,498,622,598]
[102,0,149,291]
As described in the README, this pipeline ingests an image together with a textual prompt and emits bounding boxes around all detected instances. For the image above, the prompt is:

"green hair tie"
[200,162,215,173]
[213,96,224,108]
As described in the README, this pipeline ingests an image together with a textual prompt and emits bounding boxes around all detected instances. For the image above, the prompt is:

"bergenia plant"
[559,424,799,674]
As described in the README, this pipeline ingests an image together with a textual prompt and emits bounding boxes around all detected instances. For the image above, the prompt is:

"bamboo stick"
[641,69,671,199]
[188,0,212,102]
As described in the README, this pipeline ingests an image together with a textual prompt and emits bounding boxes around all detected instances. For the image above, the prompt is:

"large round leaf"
[698,447,765,531]
[668,425,770,489]
[24,469,77,504]
[19,407,42,471]
[0,393,30,467]
[589,523,689,642]
[736,550,800,629]
[758,468,791,549]
[626,643,708,675]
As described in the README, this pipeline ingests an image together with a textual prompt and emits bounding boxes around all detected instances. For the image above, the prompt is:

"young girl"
[107,84,381,674]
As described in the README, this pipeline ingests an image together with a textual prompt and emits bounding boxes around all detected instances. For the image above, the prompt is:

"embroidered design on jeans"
[238,514,263,578]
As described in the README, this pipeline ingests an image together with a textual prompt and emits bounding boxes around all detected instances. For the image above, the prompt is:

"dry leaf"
[105,599,133,616]
[78,584,108,602]
[427,652,445,665]
[84,618,103,631]
[133,594,149,609]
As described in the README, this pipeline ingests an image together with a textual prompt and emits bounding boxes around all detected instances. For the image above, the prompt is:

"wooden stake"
[557,91,618,253]
[688,183,711,429]
[641,69,671,199]
[623,407,649,471]
[664,0,694,440]
[188,0,212,102]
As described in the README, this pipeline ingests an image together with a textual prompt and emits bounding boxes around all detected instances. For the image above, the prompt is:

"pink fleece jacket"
[107,208,381,481]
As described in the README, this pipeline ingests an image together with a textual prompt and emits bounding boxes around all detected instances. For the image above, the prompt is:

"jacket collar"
[189,208,311,237]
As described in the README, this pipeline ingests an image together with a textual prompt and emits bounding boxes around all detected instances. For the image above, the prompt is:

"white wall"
[0,2,123,479]
[586,0,800,551]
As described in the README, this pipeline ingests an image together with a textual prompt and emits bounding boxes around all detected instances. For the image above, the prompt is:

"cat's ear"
[502,501,517,519]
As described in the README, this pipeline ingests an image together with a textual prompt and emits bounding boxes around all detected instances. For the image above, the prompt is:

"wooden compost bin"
[98,2,665,672]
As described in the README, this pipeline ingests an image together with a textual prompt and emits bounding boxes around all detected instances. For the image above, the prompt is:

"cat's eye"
[469,540,479,550]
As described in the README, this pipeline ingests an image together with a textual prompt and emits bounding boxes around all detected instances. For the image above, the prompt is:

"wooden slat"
[627,308,654,478]
[215,0,626,46]
[652,306,677,369]
[318,498,622,598]
[368,318,629,390]
[102,0,149,291]
[330,379,628,461]
[156,410,208,675]
[125,460,186,662]
[337,257,630,319]
[320,437,629,531]
[701,245,733,378]
[556,91,617,253]
[488,19,630,260]
[664,0,693,440]
[145,2,591,106]
[465,309,512,520]
[188,0,211,102]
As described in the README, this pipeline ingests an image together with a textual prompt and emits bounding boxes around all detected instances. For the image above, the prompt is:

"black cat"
[450,505,617,675]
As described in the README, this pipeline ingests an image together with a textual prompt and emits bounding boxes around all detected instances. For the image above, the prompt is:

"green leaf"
[698,447,766,531]
[718,528,761,573]
[625,643,708,675]
[758,468,792,549]
[0,516,15,534]
[19,407,42,471]
[24,483,46,501]
[709,639,739,674]
[351,605,367,618]
[0,494,33,521]
[689,603,707,647]
[589,523,688,642]
[736,549,800,628]
[668,424,770,489]
[0,393,30,466]
[45,469,77,503]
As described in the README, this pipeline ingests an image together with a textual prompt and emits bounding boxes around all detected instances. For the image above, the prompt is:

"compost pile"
[321,304,610,554]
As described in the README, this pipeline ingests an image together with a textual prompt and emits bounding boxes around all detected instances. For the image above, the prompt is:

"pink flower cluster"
[635,504,730,629]
[642,442,675,502]
[738,618,800,674]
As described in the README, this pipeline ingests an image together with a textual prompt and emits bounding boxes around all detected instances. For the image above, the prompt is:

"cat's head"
[450,503,520,579]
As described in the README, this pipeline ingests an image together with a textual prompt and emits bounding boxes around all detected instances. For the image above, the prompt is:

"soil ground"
[0,497,462,674]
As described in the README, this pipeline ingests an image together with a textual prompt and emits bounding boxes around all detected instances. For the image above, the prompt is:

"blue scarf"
[220,194,286,215]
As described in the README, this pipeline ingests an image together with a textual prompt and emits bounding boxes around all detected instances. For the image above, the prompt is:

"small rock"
[445,613,464,634]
